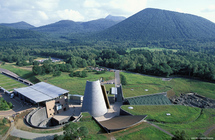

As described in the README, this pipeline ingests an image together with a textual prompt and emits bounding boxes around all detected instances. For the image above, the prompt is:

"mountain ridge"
[30,16,126,35]
[95,8,215,41]
[0,21,35,29]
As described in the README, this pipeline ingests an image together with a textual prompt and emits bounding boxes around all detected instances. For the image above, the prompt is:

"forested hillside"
[96,8,215,41]
[0,21,34,29]
[31,17,123,35]
[0,26,42,39]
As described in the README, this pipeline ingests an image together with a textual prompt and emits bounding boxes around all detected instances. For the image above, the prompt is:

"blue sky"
[0,0,215,26]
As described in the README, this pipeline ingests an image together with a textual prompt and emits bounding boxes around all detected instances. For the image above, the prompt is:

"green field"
[0,74,27,91]
[78,113,108,140]
[121,72,215,99]
[36,70,115,95]
[122,105,201,123]
[1,63,215,139]
[0,63,39,83]
[122,105,215,137]
[115,123,172,140]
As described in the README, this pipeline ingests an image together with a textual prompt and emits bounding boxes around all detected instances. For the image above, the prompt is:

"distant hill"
[0,21,34,29]
[31,16,125,35]
[105,15,126,21]
[31,20,82,34]
[95,8,215,41]
[0,25,42,39]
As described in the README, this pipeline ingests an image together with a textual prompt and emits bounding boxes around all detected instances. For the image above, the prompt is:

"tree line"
[0,40,215,81]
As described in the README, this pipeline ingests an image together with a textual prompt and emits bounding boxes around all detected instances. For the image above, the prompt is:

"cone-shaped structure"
[82,80,107,117]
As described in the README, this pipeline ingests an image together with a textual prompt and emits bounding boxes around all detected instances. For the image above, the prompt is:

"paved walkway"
[115,70,120,87]
[146,121,174,137]
[204,124,215,136]
[10,127,63,140]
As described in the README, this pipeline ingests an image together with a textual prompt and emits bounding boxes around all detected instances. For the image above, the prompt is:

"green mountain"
[96,8,215,41]
[0,25,42,39]
[0,21,34,29]
[31,17,124,35]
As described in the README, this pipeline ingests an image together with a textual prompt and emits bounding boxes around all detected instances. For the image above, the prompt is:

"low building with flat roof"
[13,82,69,105]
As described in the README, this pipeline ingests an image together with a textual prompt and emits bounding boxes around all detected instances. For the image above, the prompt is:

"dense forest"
[1,40,215,81]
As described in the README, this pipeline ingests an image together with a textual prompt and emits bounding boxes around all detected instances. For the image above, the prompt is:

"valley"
[0,7,215,140]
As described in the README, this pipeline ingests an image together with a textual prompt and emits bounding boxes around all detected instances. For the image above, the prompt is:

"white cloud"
[57,9,84,21]
[38,11,49,20]
[202,5,215,12]
[109,0,147,14]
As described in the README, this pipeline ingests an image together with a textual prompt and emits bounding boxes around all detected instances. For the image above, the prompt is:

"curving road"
[10,127,63,140]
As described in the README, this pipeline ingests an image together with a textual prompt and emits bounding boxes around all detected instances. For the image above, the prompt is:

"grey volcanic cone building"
[82,80,107,117]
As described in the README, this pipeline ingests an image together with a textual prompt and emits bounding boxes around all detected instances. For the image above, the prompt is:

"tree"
[78,126,89,138]
[120,74,128,85]
[2,118,7,125]
[69,71,74,77]
[172,130,188,140]
[81,71,88,78]
[53,70,61,77]
[54,122,89,140]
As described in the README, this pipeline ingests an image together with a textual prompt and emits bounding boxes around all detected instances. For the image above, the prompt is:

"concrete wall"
[82,80,107,117]
[30,107,48,126]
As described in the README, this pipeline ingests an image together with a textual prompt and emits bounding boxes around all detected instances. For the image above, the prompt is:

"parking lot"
[0,91,32,116]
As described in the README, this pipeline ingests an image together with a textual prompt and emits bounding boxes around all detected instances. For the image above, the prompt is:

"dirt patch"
[167,89,175,98]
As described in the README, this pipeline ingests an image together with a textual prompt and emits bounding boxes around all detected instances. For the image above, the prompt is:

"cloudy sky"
[0,0,215,27]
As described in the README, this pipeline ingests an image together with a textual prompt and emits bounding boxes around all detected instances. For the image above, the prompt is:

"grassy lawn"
[121,105,215,138]
[36,71,114,95]
[122,105,201,123]
[114,122,172,140]
[121,72,215,99]
[0,74,27,91]
[78,113,108,140]
[0,63,40,84]
[156,108,215,137]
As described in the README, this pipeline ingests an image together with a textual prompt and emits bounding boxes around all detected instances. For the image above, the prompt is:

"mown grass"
[0,74,27,91]
[156,108,215,137]
[36,71,114,95]
[115,123,172,140]
[0,63,40,83]
[79,112,108,140]
[121,105,201,123]
[121,72,215,99]
[122,105,215,138]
